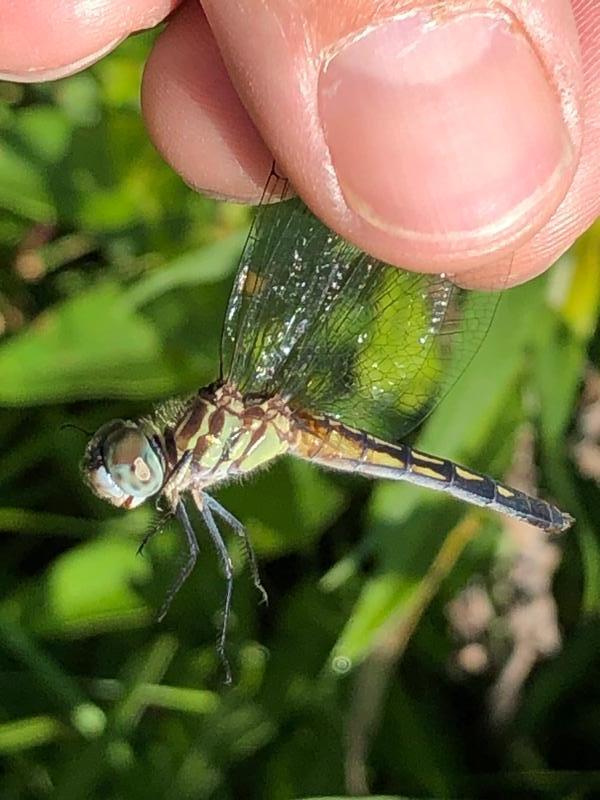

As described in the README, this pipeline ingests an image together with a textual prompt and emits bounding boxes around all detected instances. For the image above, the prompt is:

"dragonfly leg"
[204,494,268,607]
[156,501,199,623]
[161,450,194,505]
[194,492,234,685]
[137,507,173,556]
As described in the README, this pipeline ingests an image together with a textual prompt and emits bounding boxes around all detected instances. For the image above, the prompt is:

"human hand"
[1,1,598,287]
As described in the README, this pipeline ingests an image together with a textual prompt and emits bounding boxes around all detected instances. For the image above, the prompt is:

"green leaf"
[418,274,546,458]
[0,139,56,221]
[0,282,175,404]
[554,224,600,339]
[538,248,600,443]
[1,534,152,637]
[534,245,600,614]
[0,617,103,732]
[332,514,485,666]
[0,715,66,753]
[13,105,74,164]
[124,230,247,309]
[0,228,248,406]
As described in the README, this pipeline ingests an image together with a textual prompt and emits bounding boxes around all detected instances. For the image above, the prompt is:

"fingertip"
[142,1,272,203]
[452,254,537,290]
[0,0,178,81]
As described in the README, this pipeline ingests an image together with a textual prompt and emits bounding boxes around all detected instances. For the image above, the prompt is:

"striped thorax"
[172,383,294,490]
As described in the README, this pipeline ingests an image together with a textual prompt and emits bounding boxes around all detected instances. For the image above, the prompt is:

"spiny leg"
[164,449,194,489]
[156,501,199,623]
[194,492,234,685]
[137,507,173,557]
[205,493,268,606]
[145,449,194,560]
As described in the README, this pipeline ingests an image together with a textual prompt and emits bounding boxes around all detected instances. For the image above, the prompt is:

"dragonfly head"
[82,420,164,509]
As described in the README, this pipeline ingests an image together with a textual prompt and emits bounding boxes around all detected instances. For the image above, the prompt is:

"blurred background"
[1,31,600,800]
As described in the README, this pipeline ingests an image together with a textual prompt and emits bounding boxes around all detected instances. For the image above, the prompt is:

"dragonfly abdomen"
[401,448,571,532]
[290,412,573,533]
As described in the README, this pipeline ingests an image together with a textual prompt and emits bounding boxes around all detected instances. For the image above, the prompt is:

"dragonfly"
[82,167,574,681]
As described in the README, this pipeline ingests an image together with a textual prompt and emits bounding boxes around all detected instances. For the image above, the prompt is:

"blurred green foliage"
[1,33,600,800]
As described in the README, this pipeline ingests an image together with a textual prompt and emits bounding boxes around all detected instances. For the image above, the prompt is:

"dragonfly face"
[82,419,164,509]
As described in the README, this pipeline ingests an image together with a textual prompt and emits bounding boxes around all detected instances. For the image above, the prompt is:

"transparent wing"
[221,169,505,441]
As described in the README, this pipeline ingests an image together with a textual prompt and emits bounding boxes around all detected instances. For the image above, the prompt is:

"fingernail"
[318,10,575,245]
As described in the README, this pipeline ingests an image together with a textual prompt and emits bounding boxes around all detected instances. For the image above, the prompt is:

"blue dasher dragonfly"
[82,168,573,681]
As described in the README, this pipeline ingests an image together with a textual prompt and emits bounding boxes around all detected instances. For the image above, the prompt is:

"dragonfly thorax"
[169,382,295,491]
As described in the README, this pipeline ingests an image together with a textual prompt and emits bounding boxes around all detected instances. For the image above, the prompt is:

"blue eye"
[103,425,164,498]
[82,421,164,508]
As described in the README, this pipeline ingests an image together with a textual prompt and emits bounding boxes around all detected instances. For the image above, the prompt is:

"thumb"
[201,0,583,278]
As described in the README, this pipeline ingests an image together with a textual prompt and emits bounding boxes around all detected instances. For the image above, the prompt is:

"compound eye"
[103,424,164,499]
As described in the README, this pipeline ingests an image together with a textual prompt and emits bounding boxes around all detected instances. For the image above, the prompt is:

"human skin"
[1,0,599,288]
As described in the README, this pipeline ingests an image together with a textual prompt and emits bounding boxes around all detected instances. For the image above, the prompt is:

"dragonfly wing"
[222,169,505,441]
[221,170,296,387]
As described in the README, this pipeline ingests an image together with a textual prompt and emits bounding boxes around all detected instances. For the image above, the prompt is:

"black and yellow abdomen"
[291,411,573,533]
